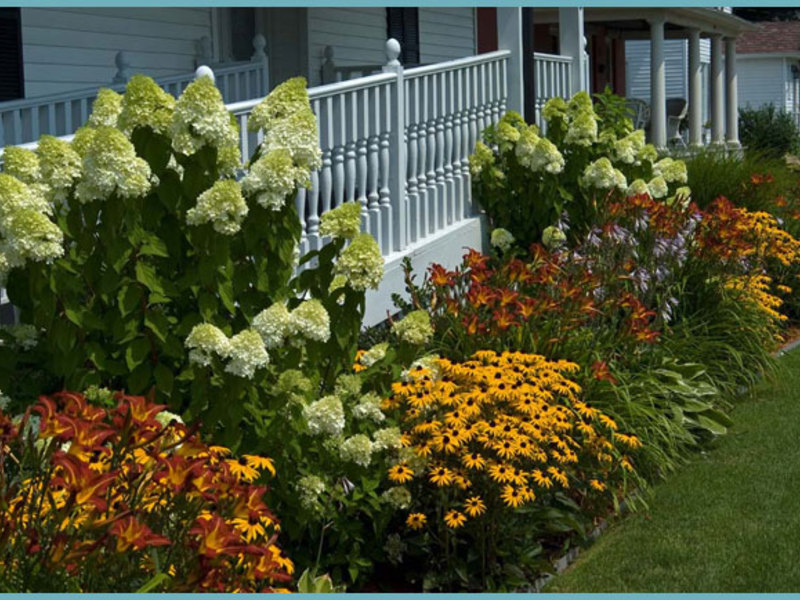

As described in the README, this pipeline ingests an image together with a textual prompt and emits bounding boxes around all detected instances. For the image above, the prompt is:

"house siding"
[738,57,785,112]
[418,8,476,64]
[306,7,476,87]
[625,38,711,124]
[20,7,212,98]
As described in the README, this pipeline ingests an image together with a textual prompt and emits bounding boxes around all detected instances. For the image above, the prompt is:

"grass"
[547,348,800,592]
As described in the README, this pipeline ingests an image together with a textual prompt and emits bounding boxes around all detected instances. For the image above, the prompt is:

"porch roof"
[534,7,756,38]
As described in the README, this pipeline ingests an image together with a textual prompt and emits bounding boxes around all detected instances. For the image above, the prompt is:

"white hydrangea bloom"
[470,141,495,178]
[613,130,646,165]
[382,486,411,510]
[319,202,362,240]
[626,178,650,197]
[531,137,565,174]
[3,147,41,184]
[87,89,123,128]
[352,392,386,423]
[637,143,659,164]
[1,324,39,350]
[253,302,292,349]
[75,127,152,203]
[372,427,403,452]
[652,157,688,184]
[249,77,310,133]
[490,228,515,253]
[36,136,82,204]
[290,299,330,343]
[392,310,433,346]
[297,474,327,514]
[303,395,345,437]
[240,148,301,211]
[340,433,374,467]
[155,410,184,428]
[542,225,567,251]
[225,328,269,379]
[564,111,598,147]
[334,373,362,399]
[542,96,568,123]
[360,342,388,368]
[334,233,384,291]
[262,108,321,173]
[118,75,176,134]
[186,180,249,235]
[496,120,521,153]
[0,174,51,219]
[1,210,64,266]
[0,390,10,412]
[170,77,240,161]
[70,127,96,158]
[580,157,627,191]
[647,176,669,199]
[514,127,539,168]
[185,323,231,367]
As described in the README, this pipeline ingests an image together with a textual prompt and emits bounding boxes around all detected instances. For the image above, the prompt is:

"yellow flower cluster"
[745,210,800,267]
[384,351,639,530]
[725,274,787,323]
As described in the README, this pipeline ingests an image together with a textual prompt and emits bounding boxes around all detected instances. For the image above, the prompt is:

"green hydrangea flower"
[392,310,433,346]
[118,75,176,134]
[36,135,82,203]
[225,328,269,379]
[319,201,363,240]
[490,227,515,253]
[249,76,311,132]
[87,88,123,128]
[3,147,41,184]
[334,232,384,291]
[290,298,330,343]
[253,302,292,349]
[185,179,248,235]
[185,323,231,367]
[340,433,374,467]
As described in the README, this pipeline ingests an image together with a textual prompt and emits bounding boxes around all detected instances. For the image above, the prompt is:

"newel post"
[383,38,407,252]
[112,51,132,85]
[195,65,216,85]
[251,33,270,95]
[321,46,336,85]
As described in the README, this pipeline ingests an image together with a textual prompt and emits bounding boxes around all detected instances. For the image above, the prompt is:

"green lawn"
[547,348,800,592]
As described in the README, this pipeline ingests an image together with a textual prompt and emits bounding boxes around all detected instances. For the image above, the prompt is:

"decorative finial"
[385,38,402,67]
[195,65,215,84]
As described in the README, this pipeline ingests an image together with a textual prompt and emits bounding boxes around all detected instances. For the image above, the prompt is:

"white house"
[736,20,800,126]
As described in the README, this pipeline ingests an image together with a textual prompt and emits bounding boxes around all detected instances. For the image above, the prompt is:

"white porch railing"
[533,52,573,127]
[1,41,510,320]
[0,35,270,148]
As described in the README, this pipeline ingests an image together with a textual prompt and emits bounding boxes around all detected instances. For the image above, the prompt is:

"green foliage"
[739,104,800,158]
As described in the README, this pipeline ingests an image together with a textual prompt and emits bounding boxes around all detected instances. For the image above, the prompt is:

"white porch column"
[649,17,667,149]
[558,7,586,94]
[688,29,703,148]
[725,36,740,148]
[497,8,524,114]
[710,34,725,145]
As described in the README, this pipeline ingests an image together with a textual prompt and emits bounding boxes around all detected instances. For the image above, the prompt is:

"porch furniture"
[666,97,688,148]
[625,98,650,131]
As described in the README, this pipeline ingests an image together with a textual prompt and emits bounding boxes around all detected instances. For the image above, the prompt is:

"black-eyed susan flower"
[429,465,454,487]
[444,509,467,529]
[231,515,266,542]
[388,463,414,484]
[464,495,486,517]
[461,451,486,470]
[487,463,515,483]
[589,479,607,492]
[243,455,276,476]
[406,512,427,530]
[226,457,260,482]
[500,484,525,508]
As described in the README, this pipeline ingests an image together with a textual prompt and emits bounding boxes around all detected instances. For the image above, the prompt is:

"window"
[230,7,256,61]
[386,8,419,65]
[0,8,24,101]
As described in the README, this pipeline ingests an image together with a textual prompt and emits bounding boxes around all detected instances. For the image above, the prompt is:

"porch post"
[649,17,667,149]
[558,7,586,95]
[497,8,524,114]
[383,39,407,252]
[710,33,725,146]
[725,36,740,148]
[688,29,703,148]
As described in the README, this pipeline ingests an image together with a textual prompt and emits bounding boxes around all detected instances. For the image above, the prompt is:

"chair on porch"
[625,98,651,131]
[666,98,688,148]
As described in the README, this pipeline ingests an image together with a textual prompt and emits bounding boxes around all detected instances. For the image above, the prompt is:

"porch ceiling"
[534,7,756,38]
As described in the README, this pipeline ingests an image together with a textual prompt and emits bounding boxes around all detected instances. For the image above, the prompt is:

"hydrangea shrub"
[0,75,383,450]
[470,90,689,246]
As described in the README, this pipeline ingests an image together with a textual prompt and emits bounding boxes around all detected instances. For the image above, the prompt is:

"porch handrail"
[2,41,510,262]
[533,51,575,131]
[0,40,270,148]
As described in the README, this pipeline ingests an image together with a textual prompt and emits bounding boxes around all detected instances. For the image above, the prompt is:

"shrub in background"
[739,104,800,158]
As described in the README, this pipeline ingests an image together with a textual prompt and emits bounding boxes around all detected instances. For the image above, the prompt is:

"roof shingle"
[737,20,800,54]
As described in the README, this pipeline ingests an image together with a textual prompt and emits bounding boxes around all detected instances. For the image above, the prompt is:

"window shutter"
[0,8,24,101]
[386,8,419,66]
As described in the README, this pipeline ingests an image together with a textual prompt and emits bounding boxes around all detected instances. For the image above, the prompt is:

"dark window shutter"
[230,7,256,62]
[387,8,419,65]
[0,8,24,101]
